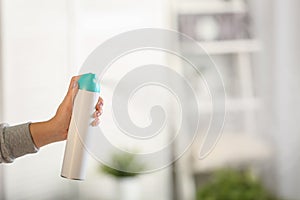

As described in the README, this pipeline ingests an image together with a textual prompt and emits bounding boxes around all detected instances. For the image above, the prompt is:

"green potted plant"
[196,168,280,200]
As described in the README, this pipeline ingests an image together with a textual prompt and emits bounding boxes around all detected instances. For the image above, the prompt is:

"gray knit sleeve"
[0,123,39,163]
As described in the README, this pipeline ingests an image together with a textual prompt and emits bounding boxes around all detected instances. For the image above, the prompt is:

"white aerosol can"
[61,73,100,180]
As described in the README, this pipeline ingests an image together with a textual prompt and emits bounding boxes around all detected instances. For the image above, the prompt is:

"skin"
[29,76,103,148]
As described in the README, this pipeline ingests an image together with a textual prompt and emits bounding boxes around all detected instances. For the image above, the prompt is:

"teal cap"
[78,73,100,93]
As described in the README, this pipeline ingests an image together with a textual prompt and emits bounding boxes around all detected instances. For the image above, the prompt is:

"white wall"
[1,0,172,199]
[2,0,71,199]
[0,0,5,197]
[0,0,3,130]
[254,0,300,199]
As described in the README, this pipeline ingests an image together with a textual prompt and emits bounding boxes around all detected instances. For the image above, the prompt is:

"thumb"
[66,76,80,104]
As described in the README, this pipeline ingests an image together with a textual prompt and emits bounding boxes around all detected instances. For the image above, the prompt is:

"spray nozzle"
[78,73,100,93]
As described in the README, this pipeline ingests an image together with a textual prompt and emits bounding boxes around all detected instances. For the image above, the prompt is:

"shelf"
[175,0,247,15]
[192,132,272,173]
[198,98,262,113]
[181,39,261,55]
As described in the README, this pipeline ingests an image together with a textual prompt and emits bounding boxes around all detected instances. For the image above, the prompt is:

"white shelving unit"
[176,0,247,14]
[173,0,261,132]
[173,0,262,133]
[170,0,266,199]
[181,39,261,55]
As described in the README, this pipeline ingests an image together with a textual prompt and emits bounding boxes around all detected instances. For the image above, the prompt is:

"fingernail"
[73,81,78,88]
[93,111,99,118]
[91,119,100,126]
[91,121,97,126]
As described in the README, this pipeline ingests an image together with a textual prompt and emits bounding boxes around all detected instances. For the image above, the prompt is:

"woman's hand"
[30,76,103,148]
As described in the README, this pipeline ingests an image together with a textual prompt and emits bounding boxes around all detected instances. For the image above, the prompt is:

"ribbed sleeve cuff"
[4,122,39,160]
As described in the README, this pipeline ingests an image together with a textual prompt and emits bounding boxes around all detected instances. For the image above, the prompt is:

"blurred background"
[0,0,300,200]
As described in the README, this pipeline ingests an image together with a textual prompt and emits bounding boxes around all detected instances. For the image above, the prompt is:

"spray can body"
[61,74,100,180]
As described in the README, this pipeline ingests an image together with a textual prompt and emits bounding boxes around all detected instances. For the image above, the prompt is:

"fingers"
[95,96,104,110]
[93,110,102,118]
[92,97,103,126]
[91,118,100,127]
[93,97,103,115]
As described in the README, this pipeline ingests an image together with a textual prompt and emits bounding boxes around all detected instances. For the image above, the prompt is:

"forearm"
[30,121,55,148]
[29,118,67,148]
[0,118,68,163]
